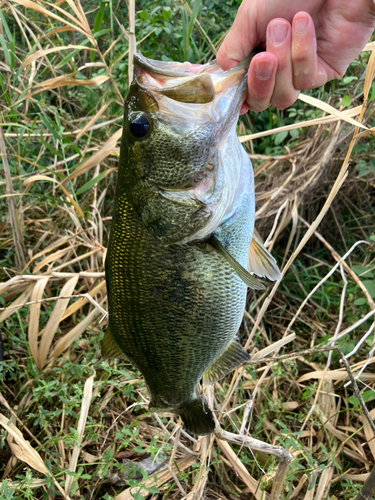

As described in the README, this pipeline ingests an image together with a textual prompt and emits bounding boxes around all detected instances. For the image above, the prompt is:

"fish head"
[119,54,251,244]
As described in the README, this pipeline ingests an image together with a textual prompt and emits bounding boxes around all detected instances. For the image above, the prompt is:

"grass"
[1,0,375,498]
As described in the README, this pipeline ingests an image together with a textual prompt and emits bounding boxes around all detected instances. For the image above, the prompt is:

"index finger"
[216,4,259,70]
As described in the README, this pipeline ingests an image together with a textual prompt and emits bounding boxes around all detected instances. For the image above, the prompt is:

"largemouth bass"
[104,53,281,435]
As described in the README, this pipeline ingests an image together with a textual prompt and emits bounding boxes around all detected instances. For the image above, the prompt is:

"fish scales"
[104,53,281,435]
[106,197,249,402]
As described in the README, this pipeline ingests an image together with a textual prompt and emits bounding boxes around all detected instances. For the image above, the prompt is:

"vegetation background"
[0,0,375,498]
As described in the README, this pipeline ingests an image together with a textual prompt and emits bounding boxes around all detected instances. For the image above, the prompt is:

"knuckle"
[249,99,270,113]
[294,74,315,90]
[271,94,297,110]
[293,52,308,64]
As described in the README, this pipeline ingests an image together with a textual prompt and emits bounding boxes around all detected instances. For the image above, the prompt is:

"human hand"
[216,0,375,113]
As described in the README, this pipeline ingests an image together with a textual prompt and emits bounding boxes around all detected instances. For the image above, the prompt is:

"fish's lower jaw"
[177,398,216,436]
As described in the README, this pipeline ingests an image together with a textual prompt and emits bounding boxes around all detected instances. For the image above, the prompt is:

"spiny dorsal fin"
[203,338,251,384]
[208,234,265,290]
[248,236,281,281]
[101,327,128,360]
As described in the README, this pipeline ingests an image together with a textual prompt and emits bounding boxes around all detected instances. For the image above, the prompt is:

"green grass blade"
[75,169,111,195]
[181,8,188,60]
[92,2,106,62]
[93,2,106,34]
[40,114,63,142]
[0,34,11,66]
[93,28,112,40]
[57,39,90,68]
[0,10,14,44]
[188,0,201,39]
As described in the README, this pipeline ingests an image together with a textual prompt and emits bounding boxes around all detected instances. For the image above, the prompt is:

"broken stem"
[214,422,292,500]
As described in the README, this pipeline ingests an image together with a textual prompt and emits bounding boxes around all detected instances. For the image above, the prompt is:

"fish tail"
[177,398,215,436]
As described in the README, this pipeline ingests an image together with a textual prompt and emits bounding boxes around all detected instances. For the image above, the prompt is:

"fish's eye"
[129,114,150,139]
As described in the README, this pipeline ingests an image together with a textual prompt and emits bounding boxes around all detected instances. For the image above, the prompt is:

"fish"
[103,52,281,435]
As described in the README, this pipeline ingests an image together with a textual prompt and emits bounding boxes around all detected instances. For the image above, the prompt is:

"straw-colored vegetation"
[1,0,375,498]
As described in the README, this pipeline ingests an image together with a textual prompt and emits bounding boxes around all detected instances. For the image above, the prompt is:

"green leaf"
[356,159,372,178]
[146,486,160,494]
[352,265,374,278]
[75,169,111,195]
[93,2,106,34]
[369,82,375,102]
[162,7,171,21]
[354,298,367,306]
[94,28,112,39]
[362,280,375,298]
[274,130,288,145]
[308,475,316,490]
[290,128,300,139]
[342,76,358,85]
[70,145,83,157]
[131,490,145,500]
[339,95,352,107]
[349,390,375,407]
[138,10,147,21]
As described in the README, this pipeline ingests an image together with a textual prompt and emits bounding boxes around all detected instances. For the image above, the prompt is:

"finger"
[291,12,319,90]
[266,18,299,109]
[245,52,277,113]
[216,2,259,71]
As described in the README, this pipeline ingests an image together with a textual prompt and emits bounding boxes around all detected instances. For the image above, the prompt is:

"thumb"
[216,3,260,70]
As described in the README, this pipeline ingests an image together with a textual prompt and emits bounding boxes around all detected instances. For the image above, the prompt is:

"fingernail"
[294,14,308,34]
[255,58,274,80]
[269,21,288,45]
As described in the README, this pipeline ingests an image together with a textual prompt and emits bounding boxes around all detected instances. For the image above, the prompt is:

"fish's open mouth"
[133,52,249,114]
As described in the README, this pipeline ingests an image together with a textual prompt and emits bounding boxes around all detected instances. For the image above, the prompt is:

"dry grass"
[1,0,375,498]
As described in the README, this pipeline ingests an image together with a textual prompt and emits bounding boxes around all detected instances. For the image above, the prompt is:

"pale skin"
[216,0,375,113]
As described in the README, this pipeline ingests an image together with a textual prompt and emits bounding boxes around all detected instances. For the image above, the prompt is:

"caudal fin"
[177,398,215,436]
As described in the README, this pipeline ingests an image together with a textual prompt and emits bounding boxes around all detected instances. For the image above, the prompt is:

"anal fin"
[101,327,127,360]
[248,236,281,281]
[203,339,251,384]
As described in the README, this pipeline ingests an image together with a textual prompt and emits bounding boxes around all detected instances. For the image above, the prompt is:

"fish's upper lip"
[133,49,262,80]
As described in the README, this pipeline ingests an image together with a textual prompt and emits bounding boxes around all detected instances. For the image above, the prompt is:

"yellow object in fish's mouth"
[103,52,281,435]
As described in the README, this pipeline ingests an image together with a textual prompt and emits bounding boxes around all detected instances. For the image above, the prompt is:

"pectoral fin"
[203,339,251,384]
[101,327,127,360]
[248,236,281,281]
[208,234,265,290]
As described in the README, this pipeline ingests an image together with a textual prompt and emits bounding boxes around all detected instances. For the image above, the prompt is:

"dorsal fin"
[248,236,281,281]
[208,234,265,290]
